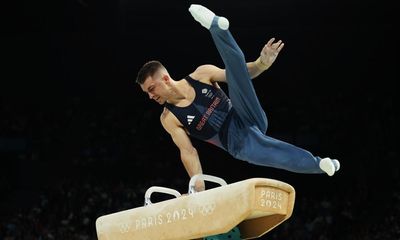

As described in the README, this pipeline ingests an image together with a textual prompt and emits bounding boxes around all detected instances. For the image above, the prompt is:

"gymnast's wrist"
[255,57,270,71]
[195,180,205,192]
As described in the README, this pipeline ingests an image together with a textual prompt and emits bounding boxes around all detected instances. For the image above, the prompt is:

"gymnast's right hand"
[195,179,206,192]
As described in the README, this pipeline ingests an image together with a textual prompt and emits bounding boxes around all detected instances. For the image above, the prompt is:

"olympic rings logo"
[119,222,131,233]
[199,203,216,216]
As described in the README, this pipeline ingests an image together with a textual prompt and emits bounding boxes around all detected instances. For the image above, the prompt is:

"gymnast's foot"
[188,4,229,30]
[319,157,340,176]
[332,159,340,172]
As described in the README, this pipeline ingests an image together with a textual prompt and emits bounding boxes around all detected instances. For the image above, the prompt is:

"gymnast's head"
[136,60,173,105]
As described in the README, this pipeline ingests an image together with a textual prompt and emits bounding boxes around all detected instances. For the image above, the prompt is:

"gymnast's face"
[140,73,171,105]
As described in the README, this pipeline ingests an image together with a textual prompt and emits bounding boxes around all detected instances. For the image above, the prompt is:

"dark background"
[1,0,398,239]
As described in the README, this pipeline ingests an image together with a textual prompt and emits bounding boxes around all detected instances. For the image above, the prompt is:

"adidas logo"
[187,115,195,125]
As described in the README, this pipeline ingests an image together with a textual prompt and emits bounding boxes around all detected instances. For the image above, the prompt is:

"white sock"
[332,159,340,172]
[319,158,335,176]
[188,4,229,30]
[217,17,229,30]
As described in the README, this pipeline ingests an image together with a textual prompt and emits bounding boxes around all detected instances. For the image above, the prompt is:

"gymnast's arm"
[160,110,206,192]
[191,37,284,83]
[249,37,285,78]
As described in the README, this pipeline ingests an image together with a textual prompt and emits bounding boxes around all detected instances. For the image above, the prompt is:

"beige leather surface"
[96,178,295,240]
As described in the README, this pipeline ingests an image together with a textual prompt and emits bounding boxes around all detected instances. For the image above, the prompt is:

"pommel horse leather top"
[96,174,295,240]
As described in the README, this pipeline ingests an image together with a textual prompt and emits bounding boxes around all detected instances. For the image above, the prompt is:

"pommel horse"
[96,174,295,240]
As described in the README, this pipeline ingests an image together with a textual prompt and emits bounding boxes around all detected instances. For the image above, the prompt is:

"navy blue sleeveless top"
[164,76,232,149]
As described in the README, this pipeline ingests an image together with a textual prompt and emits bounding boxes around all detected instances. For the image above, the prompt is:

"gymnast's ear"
[161,74,170,83]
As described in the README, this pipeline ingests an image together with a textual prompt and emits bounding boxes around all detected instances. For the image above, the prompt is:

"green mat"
[204,226,241,240]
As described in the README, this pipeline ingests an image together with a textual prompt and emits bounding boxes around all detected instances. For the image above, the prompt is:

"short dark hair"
[136,60,165,84]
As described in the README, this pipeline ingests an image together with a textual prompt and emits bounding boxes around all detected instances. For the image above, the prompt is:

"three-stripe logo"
[187,115,195,125]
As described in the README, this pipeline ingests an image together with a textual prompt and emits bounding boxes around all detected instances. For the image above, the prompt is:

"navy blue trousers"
[209,17,323,174]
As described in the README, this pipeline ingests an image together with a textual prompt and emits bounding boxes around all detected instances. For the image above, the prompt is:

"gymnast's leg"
[189,4,268,133]
[188,4,340,176]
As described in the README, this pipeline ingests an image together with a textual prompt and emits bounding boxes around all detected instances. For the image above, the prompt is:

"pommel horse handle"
[144,186,182,206]
[188,174,228,194]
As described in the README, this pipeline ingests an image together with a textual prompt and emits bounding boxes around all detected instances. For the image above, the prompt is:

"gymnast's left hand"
[259,38,285,68]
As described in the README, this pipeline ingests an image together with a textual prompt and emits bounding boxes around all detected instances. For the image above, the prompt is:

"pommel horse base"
[96,174,295,240]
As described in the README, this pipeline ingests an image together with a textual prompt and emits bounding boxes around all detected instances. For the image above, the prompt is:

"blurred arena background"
[1,0,398,239]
